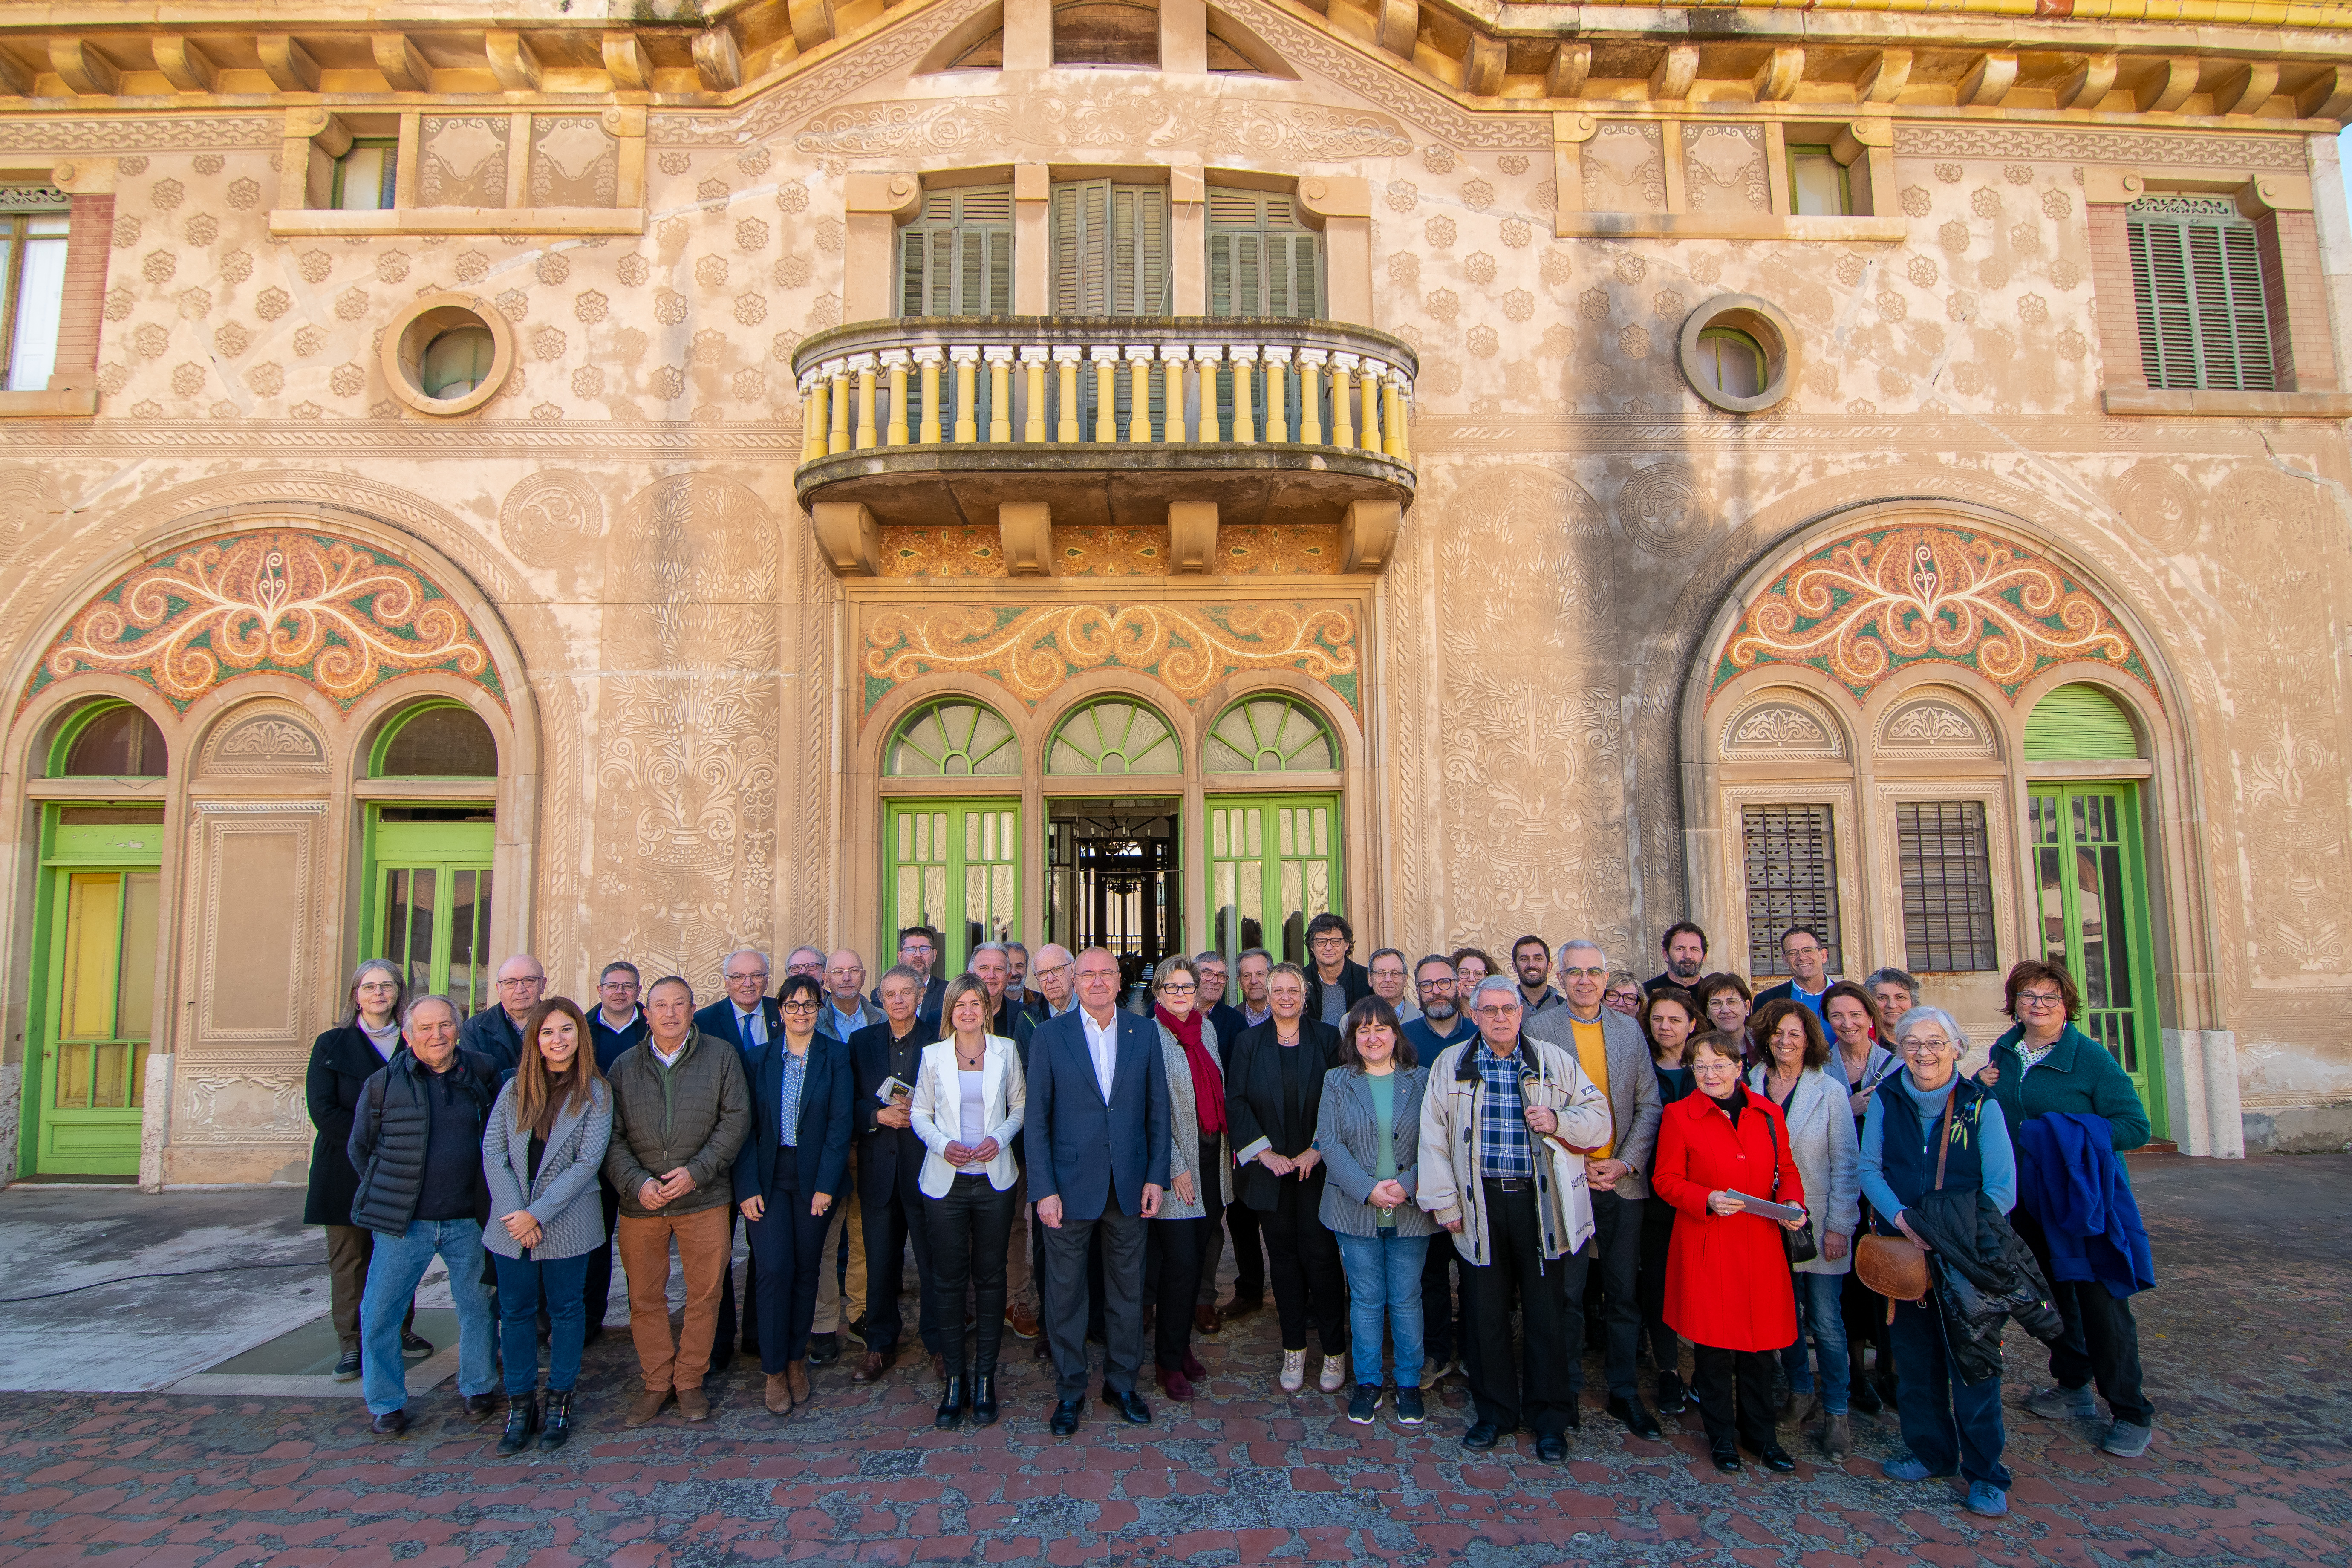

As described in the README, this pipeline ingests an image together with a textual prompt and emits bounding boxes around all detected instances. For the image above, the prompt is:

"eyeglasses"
[1310,934,1348,948]
[1157,982,1196,996]
[1034,961,1071,979]
[1561,966,1608,979]
[2015,991,2064,1010]
[1472,1003,1521,1018]
[780,1000,820,1013]
[1604,990,1641,1007]
[724,971,769,984]
[1415,977,1455,990]
[1784,945,1825,959]
[497,976,545,989]
[1898,1036,1953,1054]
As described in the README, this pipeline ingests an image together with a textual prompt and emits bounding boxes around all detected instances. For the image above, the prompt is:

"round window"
[1678,294,1798,414]
[1693,328,1766,401]
[380,292,515,417]
[421,326,496,399]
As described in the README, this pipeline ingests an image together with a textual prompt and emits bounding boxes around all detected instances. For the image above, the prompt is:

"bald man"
[458,954,545,1073]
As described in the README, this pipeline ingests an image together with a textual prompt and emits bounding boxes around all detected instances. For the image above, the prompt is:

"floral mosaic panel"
[877,525,1008,578]
[1712,525,2154,706]
[26,531,501,714]
[861,602,1359,717]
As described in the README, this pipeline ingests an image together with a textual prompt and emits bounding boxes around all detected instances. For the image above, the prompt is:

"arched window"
[1046,697,1180,775]
[2024,683,2142,761]
[53,703,167,777]
[1205,693,1334,772]
[373,703,499,777]
[886,697,1019,777]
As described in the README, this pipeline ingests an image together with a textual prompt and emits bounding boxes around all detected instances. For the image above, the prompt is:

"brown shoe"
[1822,1412,1853,1464]
[1194,1304,1220,1336]
[625,1388,670,1428]
[851,1349,896,1383]
[1007,1304,1042,1340]
[1219,1293,1263,1320]
[676,1386,712,1422]
[765,1372,793,1415]
[786,1360,811,1404]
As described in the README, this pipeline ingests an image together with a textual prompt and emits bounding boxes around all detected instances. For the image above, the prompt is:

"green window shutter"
[899,186,1013,318]
[1052,179,1111,314]
[2024,684,2141,762]
[1206,188,1322,318]
[2127,197,2274,392]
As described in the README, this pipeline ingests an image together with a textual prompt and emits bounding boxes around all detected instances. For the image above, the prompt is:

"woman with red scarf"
[1148,956,1229,1401]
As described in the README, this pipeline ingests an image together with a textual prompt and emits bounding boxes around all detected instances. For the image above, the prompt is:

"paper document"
[877,1075,915,1108]
[1724,1191,1807,1224]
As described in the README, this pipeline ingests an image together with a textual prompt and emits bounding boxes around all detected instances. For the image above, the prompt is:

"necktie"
[739,1012,755,1052]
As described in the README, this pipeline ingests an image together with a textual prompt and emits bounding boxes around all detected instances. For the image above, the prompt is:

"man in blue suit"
[695,948,784,1371]
[1028,946,1170,1434]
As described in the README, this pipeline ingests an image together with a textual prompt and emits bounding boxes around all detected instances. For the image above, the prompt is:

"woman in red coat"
[1652,1029,1809,1473]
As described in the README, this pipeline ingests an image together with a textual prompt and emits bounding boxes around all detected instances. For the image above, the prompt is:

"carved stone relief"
[197,703,328,778]
[799,93,1410,161]
[2112,461,2200,553]
[1875,693,1997,760]
[1720,689,1845,762]
[1684,125,1767,214]
[420,116,510,208]
[1584,124,1666,214]
[500,470,608,570]
[530,117,619,207]
[1616,460,1705,558]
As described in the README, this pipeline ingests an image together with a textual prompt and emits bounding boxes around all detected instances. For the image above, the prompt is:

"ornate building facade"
[0,0,2348,1186]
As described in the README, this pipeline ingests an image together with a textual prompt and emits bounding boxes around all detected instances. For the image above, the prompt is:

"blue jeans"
[493,1251,590,1398]
[1890,1291,2011,1490]
[360,1217,497,1415]
[1334,1229,1429,1389]
[1781,1269,1852,1415]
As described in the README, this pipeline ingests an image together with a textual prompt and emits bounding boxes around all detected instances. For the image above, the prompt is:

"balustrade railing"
[792,317,1417,471]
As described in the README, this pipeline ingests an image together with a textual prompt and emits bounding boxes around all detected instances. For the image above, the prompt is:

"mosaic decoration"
[1712,525,2154,707]
[877,525,1007,578]
[1219,524,1342,575]
[26,531,501,714]
[862,602,1358,717]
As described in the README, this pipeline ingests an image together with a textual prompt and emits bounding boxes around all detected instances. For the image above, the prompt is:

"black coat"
[1303,961,1372,1028]
[458,1005,526,1074]
[1909,1187,2066,1385]
[345,1047,499,1236]
[303,1021,394,1226]
[732,1032,856,1204]
[1226,1017,1342,1214]
[849,1016,938,1201]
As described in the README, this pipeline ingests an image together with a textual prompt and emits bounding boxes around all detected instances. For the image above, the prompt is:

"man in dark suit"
[695,948,785,1371]
[458,953,545,1072]
[1199,951,1247,1050]
[1028,946,1171,1435]
[1753,924,1837,1025]
[872,925,947,1028]
[849,965,942,1381]
[810,948,882,1364]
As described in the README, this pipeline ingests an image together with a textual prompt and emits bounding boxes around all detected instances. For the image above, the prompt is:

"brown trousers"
[811,1150,868,1334]
[617,1205,731,1392]
[324,1224,414,1351]
[1004,1167,1035,1312]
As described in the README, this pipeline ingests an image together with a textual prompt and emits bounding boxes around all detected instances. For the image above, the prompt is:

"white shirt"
[650,1037,687,1069]
[732,1003,768,1048]
[1080,1007,1120,1103]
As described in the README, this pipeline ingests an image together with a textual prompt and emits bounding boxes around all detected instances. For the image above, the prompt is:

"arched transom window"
[1206,693,1335,772]
[887,697,1019,777]
[1047,697,1180,775]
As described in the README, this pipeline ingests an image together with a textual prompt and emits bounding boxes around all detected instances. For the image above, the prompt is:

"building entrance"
[1047,800,1179,996]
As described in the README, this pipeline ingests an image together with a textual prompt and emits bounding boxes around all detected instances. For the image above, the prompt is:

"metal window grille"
[1896,800,1998,973]
[1742,804,1842,977]
[2127,196,2275,392]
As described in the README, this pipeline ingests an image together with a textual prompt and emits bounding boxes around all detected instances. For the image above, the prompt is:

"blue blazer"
[697,996,784,1058]
[731,1032,854,1205]
[1025,1006,1172,1223]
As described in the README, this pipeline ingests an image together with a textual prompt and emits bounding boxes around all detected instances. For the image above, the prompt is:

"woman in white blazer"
[909,973,1026,1430]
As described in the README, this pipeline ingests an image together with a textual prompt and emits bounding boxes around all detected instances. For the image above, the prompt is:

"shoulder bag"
[1769,1102,1818,1266]
[1853,1091,1950,1308]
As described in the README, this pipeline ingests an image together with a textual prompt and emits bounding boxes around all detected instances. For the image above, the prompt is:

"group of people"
[304,912,2159,1518]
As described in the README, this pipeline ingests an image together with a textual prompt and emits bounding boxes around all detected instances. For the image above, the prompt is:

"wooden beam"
[1857,48,1910,104]
[2134,56,2199,114]
[1464,34,1506,98]
[372,33,430,92]
[257,34,321,93]
[485,30,543,91]
[1957,51,2018,107]
[2299,64,2352,121]
[1545,42,1590,100]
[602,31,651,90]
[48,38,119,97]
[693,26,743,90]
[788,0,837,53]
[1374,0,1417,61]
[0,48,32,98]
[1649,44,1698,102]
[2056,53,2118,111]
[152,36,218,94]
[1753,46,1803,103]
[2212,61,2279,116]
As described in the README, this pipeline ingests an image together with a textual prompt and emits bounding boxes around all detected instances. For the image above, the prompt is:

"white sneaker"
[1319,1351,1348,1393]
[1280,1349,1307,1392]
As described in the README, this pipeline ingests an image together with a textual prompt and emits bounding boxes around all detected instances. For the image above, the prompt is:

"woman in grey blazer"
[483,996,614,1455]
[1315,996,1437,1429]
[1147,957,1229,1401]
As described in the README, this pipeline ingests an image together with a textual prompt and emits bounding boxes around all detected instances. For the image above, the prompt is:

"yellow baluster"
[1296,350,1325,446]
[1021,348,1048,443]
[1161,348,1187,444]
[1126,347,1152,444]
[1327,353,1355,450]
[1092,348,1118,443]
[883,351,910,446]
[986,347,1013,443]
[827,361,851,454]
[951,346,979,444]
[1054,347,1081,444]
[852,354,879,450]
[1230,347,1256,445]
[800,373,827,462]
[916,348,944,445]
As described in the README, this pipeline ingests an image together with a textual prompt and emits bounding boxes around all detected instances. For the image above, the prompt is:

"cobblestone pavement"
[3,1152,2346,1566]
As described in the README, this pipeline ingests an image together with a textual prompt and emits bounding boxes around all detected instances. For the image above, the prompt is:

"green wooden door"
[2030,784,2164,1130]
[365,807,495,1017]
[26,806,165,1175]
[1206,793,1342,966]
[884,799,1020,976]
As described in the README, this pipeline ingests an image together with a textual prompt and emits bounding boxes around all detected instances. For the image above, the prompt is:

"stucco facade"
[1,0,2349,1189]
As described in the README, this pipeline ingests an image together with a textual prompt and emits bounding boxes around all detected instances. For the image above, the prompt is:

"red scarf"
[1157,1003,1225,1134]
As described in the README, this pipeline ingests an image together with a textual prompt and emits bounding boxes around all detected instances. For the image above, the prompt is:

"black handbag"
[1770,1104,1819,1267]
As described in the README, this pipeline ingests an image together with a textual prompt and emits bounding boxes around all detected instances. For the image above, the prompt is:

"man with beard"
[1645,922,1708,996]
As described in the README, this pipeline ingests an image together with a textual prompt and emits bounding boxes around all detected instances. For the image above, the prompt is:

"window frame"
[1693,326,1767,401]
[368,700,501,780]
[331,137,400,212]
[900,184,1015,319]
[1740,801,1844,978]
[1785,145,1851,218]
[1894,799,1998,973]
[2126,195,2277,393]
[0,196,73,396]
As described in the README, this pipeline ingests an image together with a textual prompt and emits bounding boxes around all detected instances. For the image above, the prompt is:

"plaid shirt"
[1473,1041,1535,1178]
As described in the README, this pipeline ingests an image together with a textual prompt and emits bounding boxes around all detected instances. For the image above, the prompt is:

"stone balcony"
[791,316,1417,576]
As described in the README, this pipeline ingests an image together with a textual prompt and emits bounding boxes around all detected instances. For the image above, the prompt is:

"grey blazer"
[1154,1017,1231,1221]
[1749,1063,1861,1274]
[1314,1065,1437,1238]
[1523,1005,1665,1199]
[482,1077,615,1261]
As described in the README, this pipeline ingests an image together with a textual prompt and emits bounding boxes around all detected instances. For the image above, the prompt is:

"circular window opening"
[375,705,499,777]
[380,292,515,417]
[55,703,167,777]
[1678,294,1798,414]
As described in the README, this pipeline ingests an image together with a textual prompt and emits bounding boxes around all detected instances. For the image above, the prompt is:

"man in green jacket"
[605,975,751,1427]
[1978,959,2156,1459]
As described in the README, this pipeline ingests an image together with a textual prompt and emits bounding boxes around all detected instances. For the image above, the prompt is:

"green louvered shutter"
[1206,188,1322,318]
[900,186,1013,317]
[1052,180,1169,316]
[2127,196,2274,392]
[2024,684,2142,762]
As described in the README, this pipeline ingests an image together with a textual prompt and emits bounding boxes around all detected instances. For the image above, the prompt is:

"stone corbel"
[1552,112,1597,236]
[374,34,431,92]
[49,38,120,98]
[1299,176,1371,325]
[1856,50,1911,104]
[2212,62,2280,118]
[1546,43,1590,100]
[278,107,353,211]
[1753,47,1804,104]
[1001,502,1053,577]
[843,172,922,324]
[812,501,881,577]
[694,27,744,91]
[257,34,322,93]
[1168,502,1217,575]
[2056,54,2118,112]
[1956,52,2018,108]
[485,31,545,92]
[2298,66,2352,121]
[1341,500,1400,575]
[2134,57,2200,115]
[602,32,652,90]
[153,37,221,94]
[1649,45,1699,103]
[50,157,117,195]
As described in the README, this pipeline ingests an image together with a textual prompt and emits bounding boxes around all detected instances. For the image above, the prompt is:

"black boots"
[497,1393,539,1455]
[971,1374,999,1427]
[538,1389,574,1451]
[935,1375,968,1430]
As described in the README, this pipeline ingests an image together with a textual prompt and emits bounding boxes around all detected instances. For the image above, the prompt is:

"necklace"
[956,1037,986,1068]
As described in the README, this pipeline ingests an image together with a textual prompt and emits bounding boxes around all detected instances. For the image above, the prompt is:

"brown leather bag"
[1855,1091,1954,1309]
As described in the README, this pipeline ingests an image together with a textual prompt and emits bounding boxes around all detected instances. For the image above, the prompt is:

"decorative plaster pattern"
[1216,0,1548,150]
[799,94,1410,160]
[0,118,280,152]
[499,470,607,569]
[197,704,328,778]
[649,0,995,145]
[860,602,1360,716]
[26,531,502,716]
[1876,693,1997,760]
[1891,124,2304,169]
[1714,525,2155,707]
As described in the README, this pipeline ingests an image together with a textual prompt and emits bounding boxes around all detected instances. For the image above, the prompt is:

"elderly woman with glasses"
[1862,1005,2019,1518]
[1145,956,1227,1401]
[1978,959,2157,1460]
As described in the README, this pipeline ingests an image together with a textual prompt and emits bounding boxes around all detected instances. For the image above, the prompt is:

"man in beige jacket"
[1417,976,1611,1462]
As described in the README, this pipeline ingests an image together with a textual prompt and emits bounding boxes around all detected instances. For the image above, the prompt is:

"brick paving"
[2,1153,2347,1566]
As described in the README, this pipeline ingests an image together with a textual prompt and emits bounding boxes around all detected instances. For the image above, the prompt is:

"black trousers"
[1151,1137,1224,1369]
[861,1164,943,1357]
[1463,1179,1585,1435]
[1422,1235,1468,1368]
[1691,1343,1778,1452]
[2013,1206,2154,1425]
[1841,1259,1893,1384]
[1041,1189,1147,1401]
[1258,1171,1348,1356]
[926,1175,1017,1380]
[582,1181,622,1332]
[745,1164,830,1374]
[1226,1198,1268,1302]
[1587,1189,1645,1399]
[1636,1193,1679,1374]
